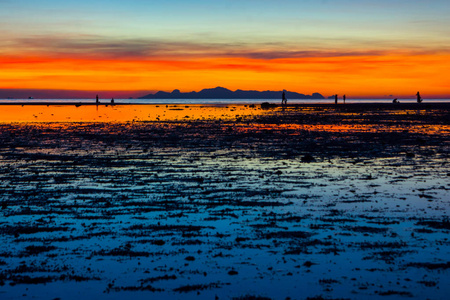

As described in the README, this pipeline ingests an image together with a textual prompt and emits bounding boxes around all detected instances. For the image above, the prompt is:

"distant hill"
[139,87,324,99]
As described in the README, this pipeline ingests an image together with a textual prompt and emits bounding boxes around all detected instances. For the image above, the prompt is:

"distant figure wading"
[416,91,423,103]
[281,90,287,105]
[335,94,338,104]
[343,94,346,104]
[96,94,99,104]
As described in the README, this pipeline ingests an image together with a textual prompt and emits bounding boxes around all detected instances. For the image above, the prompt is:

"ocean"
[0,98,449,104]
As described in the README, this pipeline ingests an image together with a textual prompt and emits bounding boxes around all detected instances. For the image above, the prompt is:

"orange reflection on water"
[1,104,448,137]
[235,123,450,136]
[0,104,263,123]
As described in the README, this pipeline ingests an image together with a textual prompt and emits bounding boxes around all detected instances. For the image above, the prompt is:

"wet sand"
[0,103,449,299]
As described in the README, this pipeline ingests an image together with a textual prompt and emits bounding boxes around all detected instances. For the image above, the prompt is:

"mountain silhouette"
[140,87,324,99]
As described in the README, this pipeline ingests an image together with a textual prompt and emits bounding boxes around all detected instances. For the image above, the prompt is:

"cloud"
[9,35,155,58]
[2,34,448,61]
[232,49,388,60]
[4,34,240,59]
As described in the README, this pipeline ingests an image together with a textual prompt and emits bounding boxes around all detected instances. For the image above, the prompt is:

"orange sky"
[1,51,449,98]
[1,1,450,99]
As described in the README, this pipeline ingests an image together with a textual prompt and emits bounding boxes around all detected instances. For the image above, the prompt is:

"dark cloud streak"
[0,88,148,99]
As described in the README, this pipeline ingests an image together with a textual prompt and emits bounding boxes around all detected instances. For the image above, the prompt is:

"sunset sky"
[1,0,449,98]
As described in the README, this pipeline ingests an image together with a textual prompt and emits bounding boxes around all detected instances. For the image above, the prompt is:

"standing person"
[96,94,99,104]
[343,94,346,104]
[335,94,338,104]
[281,90,287,106]
[416,91,423,103]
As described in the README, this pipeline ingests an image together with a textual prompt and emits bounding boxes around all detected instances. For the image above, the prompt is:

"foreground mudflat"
[0,104,449,300]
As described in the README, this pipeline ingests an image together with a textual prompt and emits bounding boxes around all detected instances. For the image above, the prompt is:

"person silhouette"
[111,98,114,104]
[416,92,423,103]
[335,94,338,104]
[281,90,287,106]
[343,94,346,104]
[96,94,99,104]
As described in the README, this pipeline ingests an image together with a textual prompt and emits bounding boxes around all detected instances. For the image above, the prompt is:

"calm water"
[0,98,449,104]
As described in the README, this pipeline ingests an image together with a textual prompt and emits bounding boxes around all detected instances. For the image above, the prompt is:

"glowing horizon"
[1,0,449,98]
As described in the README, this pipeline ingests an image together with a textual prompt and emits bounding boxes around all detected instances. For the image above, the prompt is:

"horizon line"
[0,87,449,100]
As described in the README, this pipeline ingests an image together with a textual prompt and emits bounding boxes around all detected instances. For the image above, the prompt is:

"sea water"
[0,98,449,104]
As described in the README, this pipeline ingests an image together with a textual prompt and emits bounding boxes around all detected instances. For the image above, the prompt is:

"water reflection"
[0,104,262,123]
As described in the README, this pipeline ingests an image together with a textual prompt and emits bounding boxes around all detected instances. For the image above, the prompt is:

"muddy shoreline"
[0,105,449,299]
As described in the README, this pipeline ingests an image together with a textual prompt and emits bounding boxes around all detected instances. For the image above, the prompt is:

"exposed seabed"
[0,103,449,299]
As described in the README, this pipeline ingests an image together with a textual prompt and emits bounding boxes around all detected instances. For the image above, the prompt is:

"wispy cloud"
[3,34,447,61]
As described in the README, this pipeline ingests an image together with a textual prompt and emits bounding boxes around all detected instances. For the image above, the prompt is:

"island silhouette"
[140,86,324,99]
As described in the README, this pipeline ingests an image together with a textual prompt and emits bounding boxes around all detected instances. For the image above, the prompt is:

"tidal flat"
[0,103,449,300]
